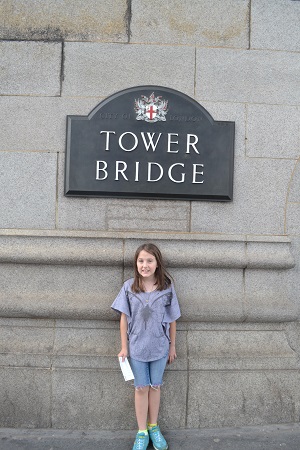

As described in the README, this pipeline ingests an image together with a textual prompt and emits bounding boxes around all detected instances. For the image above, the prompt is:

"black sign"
[65,86,235,201]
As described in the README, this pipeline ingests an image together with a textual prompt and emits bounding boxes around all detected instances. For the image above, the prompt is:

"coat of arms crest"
[134,92,168,123]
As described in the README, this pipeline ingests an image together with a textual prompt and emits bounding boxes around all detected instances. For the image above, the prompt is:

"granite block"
[0,368,51,428]
[0,235,123,266]
[52,369,186,429]
[246,241,295,269]
[0,354,52,369]
[124,238,246,269]
[171,268,244,322]
[0,152,57,229]
[63,43,195,97]
[107,200,190,232]
[53,328,119,356]
[131,0,249,48]
[244,269,297,322]
[0,0,128,42]
[191,157,295,235]
[57,154,108,230]
[288,161,300,203]
[157,371,187,429]
[52,369,136,429]
[286,203,300,236]
[188,329,298,370]
[251,0,300,51]
[196,48,300,105]
[187,371,300,428]
[0,97,103,152]
[0,263,122,320]
[0,41,61,96]
[0,325,54,354]
[246,104,300,159]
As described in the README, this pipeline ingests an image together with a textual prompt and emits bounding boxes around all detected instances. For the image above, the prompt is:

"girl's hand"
[168,345,177,364]
[118,348,128,362]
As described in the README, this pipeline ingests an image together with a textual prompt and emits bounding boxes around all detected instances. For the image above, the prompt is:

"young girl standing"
[111,243,181,450]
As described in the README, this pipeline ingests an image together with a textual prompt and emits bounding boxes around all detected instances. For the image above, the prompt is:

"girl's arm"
[118,313,128,361]
[168,321,177,364]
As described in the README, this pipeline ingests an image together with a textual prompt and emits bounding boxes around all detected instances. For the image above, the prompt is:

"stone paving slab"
[1,423,300,449]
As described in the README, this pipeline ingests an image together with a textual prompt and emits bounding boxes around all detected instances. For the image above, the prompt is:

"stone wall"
[0,0,300,430]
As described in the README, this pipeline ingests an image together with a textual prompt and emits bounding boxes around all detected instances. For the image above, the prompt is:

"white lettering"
[96,161,108,180]
[168,163,185,183]
[186,134,199,154]
[99,131,116,151]
[147,162,163,182]
[192,164,204,183]
[119,132,138,152]
[167,133,179,153]
[135,161,139,182]
[141,132,162,151]
[115,161,128,181]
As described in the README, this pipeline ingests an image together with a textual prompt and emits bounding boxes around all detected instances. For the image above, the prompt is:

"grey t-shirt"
[111,278,181,362]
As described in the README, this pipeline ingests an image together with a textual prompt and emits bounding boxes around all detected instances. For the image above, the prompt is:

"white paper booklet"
[119,357,135,381]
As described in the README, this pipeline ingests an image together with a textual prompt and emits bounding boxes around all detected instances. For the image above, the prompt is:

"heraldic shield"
[65,85,235,201]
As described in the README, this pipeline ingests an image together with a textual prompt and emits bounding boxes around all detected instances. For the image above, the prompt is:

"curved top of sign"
[65,85,235,201]
[87,85,215,124]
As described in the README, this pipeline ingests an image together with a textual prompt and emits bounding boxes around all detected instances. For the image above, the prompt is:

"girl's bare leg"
[148,386,161,425]
[135,386,150,430]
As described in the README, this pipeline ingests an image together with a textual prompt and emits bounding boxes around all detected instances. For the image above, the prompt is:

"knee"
[135,385,150,394]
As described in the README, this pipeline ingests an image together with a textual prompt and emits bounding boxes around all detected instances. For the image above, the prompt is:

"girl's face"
[137,250,158,280]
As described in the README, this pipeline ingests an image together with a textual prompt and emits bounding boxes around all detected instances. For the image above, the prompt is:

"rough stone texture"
[0,0,128,42]
[52,369,186,429]
[288,160,300,203]
[251,0,300,52]
[0,97,102,152]
[0,317,299,429]
[244,269,297,322]
[246,104,300,159]
[0,235,123,266]
[173,268,244,323]
[187,371,300,428]
[196,48,300,105]
[0,152,57,229]
[106,200,191,232]
[0,233,294,269]
[246,241,295,270]
[287,203,300,235]
[131,0,250,48]
[63,43,195,98]
[0,368,52,428]
[0,263,122,320]
[191,157,295,235]
[0,41,61,96]
[0,234,295,324]
[188,329,299,370]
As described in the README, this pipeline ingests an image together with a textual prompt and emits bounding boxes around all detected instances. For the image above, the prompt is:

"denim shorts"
[130,352,169,389]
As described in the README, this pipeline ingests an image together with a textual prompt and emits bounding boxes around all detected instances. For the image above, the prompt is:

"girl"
[111,243,181,450]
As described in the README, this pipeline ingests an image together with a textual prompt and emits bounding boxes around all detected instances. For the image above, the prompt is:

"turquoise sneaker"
[148,425,168,450]
[132,431,149,450]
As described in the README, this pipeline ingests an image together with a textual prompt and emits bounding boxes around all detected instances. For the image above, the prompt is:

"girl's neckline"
[142,280,157,293]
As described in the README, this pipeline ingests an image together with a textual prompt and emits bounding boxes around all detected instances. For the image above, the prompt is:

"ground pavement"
[0,422,300,449]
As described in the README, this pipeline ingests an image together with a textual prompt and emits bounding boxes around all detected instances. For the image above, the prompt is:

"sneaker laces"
[151,426,163,442]
[135,433,147,449]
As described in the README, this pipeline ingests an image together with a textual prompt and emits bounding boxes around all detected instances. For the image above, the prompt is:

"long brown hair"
[131,243,172,293]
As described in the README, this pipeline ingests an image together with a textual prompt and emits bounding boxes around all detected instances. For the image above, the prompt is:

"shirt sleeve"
[111,282,131,318]
[164,282,181,323]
